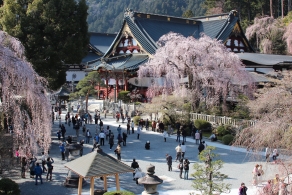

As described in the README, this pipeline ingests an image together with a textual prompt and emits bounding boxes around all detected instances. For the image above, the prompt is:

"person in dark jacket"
[239,182,248,195]
[109,133,114,150]
[198,141,205,155]
[131,158,139,179]
[34,163,43,185]
[46,157,54,181]
[122,131,127,146]
[183,159,190,180]
[145,141,150,150]
[166,154,172,171]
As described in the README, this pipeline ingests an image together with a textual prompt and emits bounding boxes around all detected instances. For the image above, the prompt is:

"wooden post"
[106,79,109,99]
[78,176,83,195]
[90,177,94,195]
[125,79,128,91]
[115,174,120,191]
[115,79,119,99]
[103,176,108,191]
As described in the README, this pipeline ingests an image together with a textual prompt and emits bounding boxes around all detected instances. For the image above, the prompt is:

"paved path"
[14,101,278,195]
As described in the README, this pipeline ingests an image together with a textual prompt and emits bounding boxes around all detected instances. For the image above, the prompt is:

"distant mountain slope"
[87,0,206,33]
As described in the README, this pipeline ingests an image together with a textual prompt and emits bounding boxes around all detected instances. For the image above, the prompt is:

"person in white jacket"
[134,166,143,184]
[181,142,186,159]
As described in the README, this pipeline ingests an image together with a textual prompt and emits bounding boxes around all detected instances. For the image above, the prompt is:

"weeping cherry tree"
[0,31,51,158]
[138,32,254,112]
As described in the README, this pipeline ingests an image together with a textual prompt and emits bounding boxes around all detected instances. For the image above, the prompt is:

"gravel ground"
[12,101,278,195]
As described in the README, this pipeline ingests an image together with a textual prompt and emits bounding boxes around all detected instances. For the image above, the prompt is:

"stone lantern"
[138,164,163,195]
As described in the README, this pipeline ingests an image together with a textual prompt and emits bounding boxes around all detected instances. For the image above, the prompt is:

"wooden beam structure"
[90,177,95,195]
[103,176,108,191]
[78,176,83,195]
[115,174,120,191]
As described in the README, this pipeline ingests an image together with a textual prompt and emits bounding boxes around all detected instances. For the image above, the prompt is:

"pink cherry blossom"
[138,32,254,110]
[0,31,51,157]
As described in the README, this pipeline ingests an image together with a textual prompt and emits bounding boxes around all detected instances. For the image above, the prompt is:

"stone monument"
[138,164,163,195]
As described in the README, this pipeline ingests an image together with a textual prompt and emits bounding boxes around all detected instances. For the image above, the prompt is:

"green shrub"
[132,116,141,126]
[222,134,234,145]
[194,119,212,132]
[103,190,135,195]
[0,178,20,195]
[118,91,130,103]
[217,125,236,136]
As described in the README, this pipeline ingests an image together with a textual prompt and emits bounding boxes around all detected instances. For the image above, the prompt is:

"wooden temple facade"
[83,9,292,100]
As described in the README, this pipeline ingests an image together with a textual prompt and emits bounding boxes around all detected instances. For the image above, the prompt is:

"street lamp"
[113,84,116,103]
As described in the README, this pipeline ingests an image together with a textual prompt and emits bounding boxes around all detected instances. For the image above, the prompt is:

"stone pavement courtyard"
[14,100,279,195]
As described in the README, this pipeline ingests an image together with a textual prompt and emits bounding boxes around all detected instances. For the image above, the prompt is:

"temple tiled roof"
[89,32,116,54]
[237,53,292,67]
[81,33,116,65]
[91,9,253,72]
[64,149,134,178]
[92,54,149,71]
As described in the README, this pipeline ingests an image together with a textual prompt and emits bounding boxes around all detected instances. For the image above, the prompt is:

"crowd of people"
[21,104,289,193]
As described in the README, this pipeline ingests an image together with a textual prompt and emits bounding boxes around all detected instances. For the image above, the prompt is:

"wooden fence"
[189,112,255,127]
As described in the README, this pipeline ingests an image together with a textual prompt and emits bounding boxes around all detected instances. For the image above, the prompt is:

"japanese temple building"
[72,9,292,99]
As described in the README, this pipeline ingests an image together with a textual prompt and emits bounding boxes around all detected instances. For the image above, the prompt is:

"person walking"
[85,129,92,144]
[199,130,203,143]
[99,131,105,146]
[258,164,264,184]
[117,125,122,135]
[94,133,99,145]
[34,163,43,185]
[79,140,84,156]
[122,131,128,146]
[127,123,131,135]
[163,130,168,142]
[40,152,47,173]
[57,130,61,141]
[99,119,103,131]
[21,157,27,178]
[29,157,37,178]
[198,141,205,155]
[176,129,181,142]
[272,148,278,163]
[105,126,110,141]
[181,142,186,159]
[145,119,149,131]
[59,143,65,160]
[131,159,139,179]
[109,133,114,150]
[115,144,121,160]
[74,122,80,137]
[252,164,259,186]
[181,128,187,143]
[134,166,143,184]
[61,124,66,141]
[178,159,183,179]
[152,121,156,132]
[239,183,248,195]
[195,131,200,145]
[175,144,182,162]
[166,154,173,171]
[46,157,54,181]
[183,159,190,180]
[131,120,135,134]
[137,125,141,139]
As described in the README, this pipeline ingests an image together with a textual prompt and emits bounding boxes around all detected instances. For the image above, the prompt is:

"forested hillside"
[87,0,205,33]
